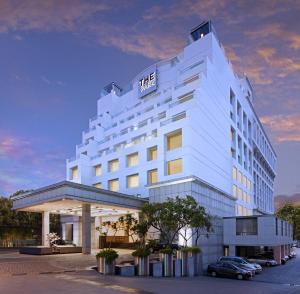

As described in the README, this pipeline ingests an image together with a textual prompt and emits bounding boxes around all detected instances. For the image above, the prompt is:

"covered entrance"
[12,181,147,254]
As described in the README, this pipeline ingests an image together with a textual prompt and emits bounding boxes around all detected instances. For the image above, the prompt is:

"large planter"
[134,256,150,276]
[97,257,115,275]
[160,253,173,277]
[187,252,201,276]
[177,250,188,276]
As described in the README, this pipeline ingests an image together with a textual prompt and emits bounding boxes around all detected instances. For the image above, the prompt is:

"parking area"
[0,249,299,294]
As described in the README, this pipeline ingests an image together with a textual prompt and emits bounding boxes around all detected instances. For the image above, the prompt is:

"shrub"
[132,247,151,258]
[159,247,173,254]
[180,246,201,254]
[96,249,118,263]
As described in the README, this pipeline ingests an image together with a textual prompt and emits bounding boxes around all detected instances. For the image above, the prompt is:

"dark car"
[207,262,252,280]
[219,256,262,274]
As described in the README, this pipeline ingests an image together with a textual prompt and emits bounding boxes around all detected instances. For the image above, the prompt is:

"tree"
[139,196,212,246]
[276,203,300,240]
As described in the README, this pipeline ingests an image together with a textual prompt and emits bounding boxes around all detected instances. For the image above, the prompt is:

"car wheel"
[237,274,243,280]
[266,262,271,267]
[211,271,217,277]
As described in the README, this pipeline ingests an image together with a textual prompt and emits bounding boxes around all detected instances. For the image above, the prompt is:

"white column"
[42,211,50,246]
[82,203,91,254]
[94,216,102,249]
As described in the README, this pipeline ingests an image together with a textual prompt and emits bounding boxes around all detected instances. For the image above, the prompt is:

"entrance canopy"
[12,181,148,216]
[11,181,148,253]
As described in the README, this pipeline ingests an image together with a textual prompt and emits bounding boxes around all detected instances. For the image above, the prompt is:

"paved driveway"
[0,249,299,294]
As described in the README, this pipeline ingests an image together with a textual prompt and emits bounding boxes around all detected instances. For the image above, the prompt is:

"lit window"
[71,166,78,180]
[127,174,139,188]
[248,209,252,216]
[238,205,243,216]
[148,169,158,185]
[232,185,237,198]
[108,179,119,191]
[127,153,139,167]
[94,164,102,176]
[167,130,182,151]
[238,171,242,183]
[247,194,251,204]
[108,159,119,172]
[243,191,247,202]
[167,158,182,175]
[243,207,247,216]
[232,166,237,180]
[93,182,102,189]
[247,179,251,191]
[243,176,247,188]
[238,188,243,200]
[148,146,157,161]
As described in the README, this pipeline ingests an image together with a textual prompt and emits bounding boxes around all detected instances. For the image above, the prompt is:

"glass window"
[108,179,119,191]
[243,207,247,216]
[93,182,102,189]
[238,188,243,200]
[108,159,119,172]
[236,217,258,235]
[238,171,242,183]
[232,185,237,198]
[167,129,182,151]
[247,179,251,191]
[243,191,247,202]
[238,205,243,216]
[167,158,182,175]
[247,194,251,204]
[148,169,158,185]
[94,164,102,176]
[232,166,237,180]
[71,166,78,180]
[127,152,139,167]
[243,175,247,188]
[127,174,139,188]
[148,146,157,161]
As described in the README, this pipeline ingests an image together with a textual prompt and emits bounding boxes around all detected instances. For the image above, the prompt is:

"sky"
[0,0,299,198]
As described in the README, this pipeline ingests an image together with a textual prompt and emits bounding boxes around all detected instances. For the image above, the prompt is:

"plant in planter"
[46,232,60,253]
[132,247,151,276]
[96,248,118,275]
[159,247,174,277]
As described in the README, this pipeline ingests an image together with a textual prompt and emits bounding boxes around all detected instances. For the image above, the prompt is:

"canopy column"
[42,211,50,246]
[82,203,91,254]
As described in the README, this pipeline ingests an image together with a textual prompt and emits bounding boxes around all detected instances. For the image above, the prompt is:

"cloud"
[261,114,300,142]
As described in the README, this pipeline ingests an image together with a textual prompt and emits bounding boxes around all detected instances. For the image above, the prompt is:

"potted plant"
[160,247,173,277]
[177,247,189,276]
[96,248,118,275]
[185,246,201,276]
[132,247,151,276]
[46,232,60,253]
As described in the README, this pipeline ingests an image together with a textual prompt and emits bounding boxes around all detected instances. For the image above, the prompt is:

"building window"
[243,191,247,202]
[247,194,251,204]
[232,166,237,180]
[247,179,251,191]
[127,174,139,188]
[238,205,243,216]
[236,217,258,235]
[70,166,78,180]
[238,188,243,200]
[232,185,237,198]
[93,182,102,189]
[275,218,278,235]
[166,129,182,151]
[127,152,139,167]
[243,175,247,188]
[108,179,119,192]
[148,169,158,185]
[167,158,182,175]
[147,146,157,161]
[238,171,242,183]
[94,164,102,176]
[108,159,119,172]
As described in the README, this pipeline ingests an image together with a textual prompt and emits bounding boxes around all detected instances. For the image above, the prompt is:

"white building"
[66,21,276,217]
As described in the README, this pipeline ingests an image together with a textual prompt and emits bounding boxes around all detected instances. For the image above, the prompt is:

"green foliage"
[181,246,201,254]
[276,203,300,240]
[96,249,119,263]
[159,247,173,254]
[139,196,212,246]
[132,247,151,257]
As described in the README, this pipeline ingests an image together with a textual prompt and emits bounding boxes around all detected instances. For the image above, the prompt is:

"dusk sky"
[0,0,299,198]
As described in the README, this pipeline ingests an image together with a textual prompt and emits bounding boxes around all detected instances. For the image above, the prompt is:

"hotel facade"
[13,22,291,269]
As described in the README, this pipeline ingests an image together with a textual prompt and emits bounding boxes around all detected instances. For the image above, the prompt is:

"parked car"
[219,256,262,274]
[281,256,289,264]
[207,262,252,280]
[289,251,297,258]
[230,261,256,276]
[247,255,277,267]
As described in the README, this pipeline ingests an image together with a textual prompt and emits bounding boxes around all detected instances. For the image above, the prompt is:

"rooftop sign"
[138,66,157,98]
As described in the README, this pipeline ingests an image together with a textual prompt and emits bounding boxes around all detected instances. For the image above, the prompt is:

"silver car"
[219,256,262,274]
[247,256,277,266]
